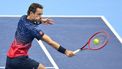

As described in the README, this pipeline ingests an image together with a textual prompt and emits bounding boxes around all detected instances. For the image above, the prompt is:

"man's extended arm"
[41,34,74,57]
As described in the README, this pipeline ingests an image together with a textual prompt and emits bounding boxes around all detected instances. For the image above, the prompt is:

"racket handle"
[73,49,81,54]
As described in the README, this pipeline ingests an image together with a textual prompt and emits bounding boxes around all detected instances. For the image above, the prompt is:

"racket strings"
[89,33,108,50]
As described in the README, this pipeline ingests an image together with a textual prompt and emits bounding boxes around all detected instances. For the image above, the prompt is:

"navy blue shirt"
[7,15,44,58]
[15,15,44,43]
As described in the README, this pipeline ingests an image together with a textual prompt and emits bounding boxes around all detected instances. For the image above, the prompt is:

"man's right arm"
[41,34,60,50]
[41,33,74,57]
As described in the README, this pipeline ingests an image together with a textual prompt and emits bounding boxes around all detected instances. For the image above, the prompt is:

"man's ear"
[30,11,34,15]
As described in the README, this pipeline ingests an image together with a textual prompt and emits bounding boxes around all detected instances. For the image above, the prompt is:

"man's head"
[27,3,43,21]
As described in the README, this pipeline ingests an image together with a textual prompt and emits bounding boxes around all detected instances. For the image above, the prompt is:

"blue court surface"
[0,16,122,69]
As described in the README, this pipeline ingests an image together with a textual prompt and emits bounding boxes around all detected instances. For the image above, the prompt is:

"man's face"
[30,8,43,21]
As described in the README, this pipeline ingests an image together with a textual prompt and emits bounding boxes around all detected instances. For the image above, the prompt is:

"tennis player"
[5,3,74,69]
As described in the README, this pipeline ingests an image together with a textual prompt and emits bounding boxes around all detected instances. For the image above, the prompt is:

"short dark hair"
[27,3,43,15]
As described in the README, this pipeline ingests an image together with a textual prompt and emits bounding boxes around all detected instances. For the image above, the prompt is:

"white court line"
[0,67,4,69]
[36,39,59,69]
[0,15,103,17]
[0,67,55,69]
[101,16,122,44]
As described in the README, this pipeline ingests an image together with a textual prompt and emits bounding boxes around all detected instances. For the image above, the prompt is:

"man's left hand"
[41,18,54,25]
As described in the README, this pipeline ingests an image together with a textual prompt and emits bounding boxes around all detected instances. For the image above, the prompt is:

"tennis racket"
[73,31,110,54]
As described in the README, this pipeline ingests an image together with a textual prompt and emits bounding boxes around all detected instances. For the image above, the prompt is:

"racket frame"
[73,31,110,54]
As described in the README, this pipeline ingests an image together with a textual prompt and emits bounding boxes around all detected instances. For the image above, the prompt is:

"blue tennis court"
[0,16,122,69]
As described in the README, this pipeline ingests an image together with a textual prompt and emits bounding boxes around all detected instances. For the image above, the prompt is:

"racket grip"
[73,49,81,54]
